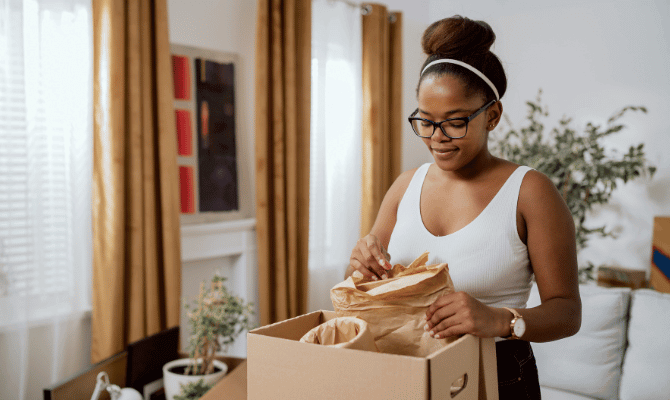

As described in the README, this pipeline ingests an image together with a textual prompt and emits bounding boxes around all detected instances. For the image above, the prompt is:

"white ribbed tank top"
[387,163,533,309]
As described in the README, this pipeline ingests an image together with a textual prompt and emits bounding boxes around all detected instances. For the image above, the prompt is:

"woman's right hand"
[348,234,393,280]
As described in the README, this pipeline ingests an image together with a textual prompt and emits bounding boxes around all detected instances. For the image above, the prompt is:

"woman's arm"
[511,169,581,342]
[345,168,416,280]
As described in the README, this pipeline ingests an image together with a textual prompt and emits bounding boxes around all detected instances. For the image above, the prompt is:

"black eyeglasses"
[408,99,496,139]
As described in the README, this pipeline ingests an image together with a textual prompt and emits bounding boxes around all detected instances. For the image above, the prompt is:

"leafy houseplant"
[184,274,254,375]
[174,379,213,400]
[163,274,254,400]
[490,90,656,281]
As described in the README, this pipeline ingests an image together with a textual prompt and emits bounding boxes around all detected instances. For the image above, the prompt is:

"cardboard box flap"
[320,309,337,322]
[428,335,479,399]
[249,310,323,340]
[478,338,499,400]
[250,313,428,362]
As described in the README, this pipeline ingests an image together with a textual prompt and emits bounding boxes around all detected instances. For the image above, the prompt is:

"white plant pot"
[162,358,228,400]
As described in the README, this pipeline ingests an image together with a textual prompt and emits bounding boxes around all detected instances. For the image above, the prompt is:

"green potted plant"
[173,379,213,400]
[163,274,254,400]
[490,90,656,282]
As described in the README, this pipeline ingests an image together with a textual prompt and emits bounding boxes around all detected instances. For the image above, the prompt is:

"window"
[308,0,362,311]
[0,0,92,326]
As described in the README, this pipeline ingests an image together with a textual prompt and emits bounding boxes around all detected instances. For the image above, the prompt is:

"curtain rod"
[327,0,372,15]
[327,0,398,20]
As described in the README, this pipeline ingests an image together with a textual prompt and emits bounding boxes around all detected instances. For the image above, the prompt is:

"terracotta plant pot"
[162,358,228,400]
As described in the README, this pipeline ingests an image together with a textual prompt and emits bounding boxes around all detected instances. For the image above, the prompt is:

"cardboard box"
[200,357,246,400]
[597,265,648,289]
[247,310,498,400]
[651,216,670,294]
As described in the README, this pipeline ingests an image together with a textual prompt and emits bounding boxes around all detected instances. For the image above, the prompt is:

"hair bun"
[421,16,495,58]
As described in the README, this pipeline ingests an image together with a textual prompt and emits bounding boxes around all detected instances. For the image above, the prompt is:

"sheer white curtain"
[0,0,93,398]
[309,0,362,312]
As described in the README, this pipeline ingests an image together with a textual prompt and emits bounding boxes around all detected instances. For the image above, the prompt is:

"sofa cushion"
[619,289,670,400]
[527,283,630,400]
[541,386,599,400]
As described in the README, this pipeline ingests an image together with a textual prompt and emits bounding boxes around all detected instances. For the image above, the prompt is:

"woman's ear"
[487,101,503,129]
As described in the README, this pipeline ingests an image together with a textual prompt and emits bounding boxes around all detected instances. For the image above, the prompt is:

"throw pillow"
[528,283,630,399]
[619,289,670,400]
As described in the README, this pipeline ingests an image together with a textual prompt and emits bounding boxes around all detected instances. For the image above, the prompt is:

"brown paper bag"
[299,316,379,352]
[330,252,456,357]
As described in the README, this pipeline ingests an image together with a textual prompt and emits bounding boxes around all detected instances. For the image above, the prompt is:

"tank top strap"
[488,165,534,233]
[397,163,431,217]
[499,165,533,201]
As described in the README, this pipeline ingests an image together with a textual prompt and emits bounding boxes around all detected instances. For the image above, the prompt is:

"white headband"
[421,59,500,101]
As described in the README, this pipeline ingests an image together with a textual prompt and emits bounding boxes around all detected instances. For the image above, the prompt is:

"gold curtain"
[360,4,402,236]
[91,0,181,363]
[254,0,312,326]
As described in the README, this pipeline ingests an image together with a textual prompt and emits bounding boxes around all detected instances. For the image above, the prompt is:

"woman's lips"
[432,147,458,159]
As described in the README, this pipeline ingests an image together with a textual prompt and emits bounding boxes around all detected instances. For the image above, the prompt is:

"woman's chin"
[431,148,462,169]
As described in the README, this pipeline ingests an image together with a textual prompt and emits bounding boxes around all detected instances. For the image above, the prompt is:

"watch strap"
[502,307,522,340]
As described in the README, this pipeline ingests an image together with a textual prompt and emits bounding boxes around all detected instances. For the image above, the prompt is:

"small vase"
[162,358,228,400]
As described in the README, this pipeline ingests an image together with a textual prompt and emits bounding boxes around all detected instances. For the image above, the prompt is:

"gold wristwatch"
[502,307,526,340]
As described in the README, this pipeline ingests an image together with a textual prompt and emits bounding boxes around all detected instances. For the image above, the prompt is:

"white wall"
[168,0,258,219]
[382,0,436,172]
[427,0,670,271]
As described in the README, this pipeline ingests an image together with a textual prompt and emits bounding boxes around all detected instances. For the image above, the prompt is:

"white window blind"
[0,0,92,326]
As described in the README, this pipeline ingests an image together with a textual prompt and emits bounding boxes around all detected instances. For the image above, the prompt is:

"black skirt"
[495,340,542,399]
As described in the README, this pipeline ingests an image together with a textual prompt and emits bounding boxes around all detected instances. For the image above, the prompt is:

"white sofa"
[526,283,670,400]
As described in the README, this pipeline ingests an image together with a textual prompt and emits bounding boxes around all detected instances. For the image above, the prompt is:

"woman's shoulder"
[516,166,569,216]
[495,159,554,193]
[396,164,426,183]
[384,164,427,205]
[490,159,560,205]
[389,166,421,195]
[518,168,557,196]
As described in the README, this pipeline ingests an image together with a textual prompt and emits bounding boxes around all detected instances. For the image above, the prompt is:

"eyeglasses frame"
[408,99,497,139]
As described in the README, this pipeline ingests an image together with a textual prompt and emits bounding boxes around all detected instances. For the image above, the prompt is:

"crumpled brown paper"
[330,252,456,357]
[299,316,379,352]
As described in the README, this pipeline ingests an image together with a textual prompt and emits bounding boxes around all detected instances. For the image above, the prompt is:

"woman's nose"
[432,126,452,141]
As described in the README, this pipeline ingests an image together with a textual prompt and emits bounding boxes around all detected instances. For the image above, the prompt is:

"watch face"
[514,318,526,337]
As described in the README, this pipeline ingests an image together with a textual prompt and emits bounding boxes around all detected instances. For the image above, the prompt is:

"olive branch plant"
[490,90,656,282]
[183,274,255,376]
[174,379,213,400]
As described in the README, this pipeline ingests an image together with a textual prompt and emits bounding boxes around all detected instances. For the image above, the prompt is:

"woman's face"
[416,74,499,172]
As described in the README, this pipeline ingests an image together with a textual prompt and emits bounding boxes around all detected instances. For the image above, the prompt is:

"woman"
[345,16,581,398]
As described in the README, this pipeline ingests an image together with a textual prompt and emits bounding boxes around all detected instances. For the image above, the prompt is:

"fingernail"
[382,274,388,280]
[378,259,385,267]
[429,331,434,336]
[434,334,441,339]
[372,276,379,281]
[424,325,429,331]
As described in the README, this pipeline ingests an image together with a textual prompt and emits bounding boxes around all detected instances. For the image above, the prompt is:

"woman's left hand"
[424,291,510,339]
